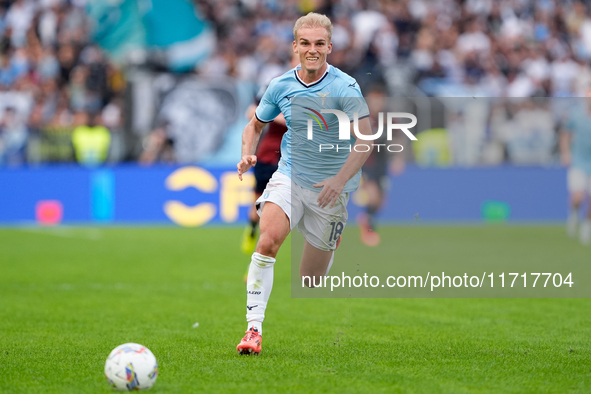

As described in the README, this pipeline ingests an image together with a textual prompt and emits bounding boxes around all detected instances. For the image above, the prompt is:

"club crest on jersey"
[316,92,330,106]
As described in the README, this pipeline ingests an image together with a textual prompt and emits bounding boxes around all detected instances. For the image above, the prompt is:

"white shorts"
[567,167,591,194]
[256,171,349,251]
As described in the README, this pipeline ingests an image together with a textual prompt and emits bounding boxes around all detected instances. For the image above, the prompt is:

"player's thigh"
[256,171,292,221]
[567,168,588,204]
[256,202,291,256]
[254,172,308,255]
[299,239,333,279]
[568,167,587,193]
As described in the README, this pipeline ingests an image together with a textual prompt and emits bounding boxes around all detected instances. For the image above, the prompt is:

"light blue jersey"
[255,64,369,192]
[565,103,591,175]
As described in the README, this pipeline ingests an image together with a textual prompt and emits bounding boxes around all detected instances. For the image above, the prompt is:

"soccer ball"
[104,343,158,391]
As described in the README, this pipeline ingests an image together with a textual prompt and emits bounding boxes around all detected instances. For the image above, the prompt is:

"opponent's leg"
[238,202,290,355]
[568,191,584,238]
[581,191,591,246]
[365,179,384,230]
[567,168,585,238]
[242,163,278,255]
[241,192,262,255]
[581,212,591,245]
[358,180,382,246]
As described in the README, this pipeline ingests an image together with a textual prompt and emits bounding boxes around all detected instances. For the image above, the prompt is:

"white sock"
[248,321,262,333]
[246,252,275,335]
[325,252,334,276]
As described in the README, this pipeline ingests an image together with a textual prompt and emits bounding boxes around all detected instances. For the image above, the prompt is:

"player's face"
[293,27,332,73]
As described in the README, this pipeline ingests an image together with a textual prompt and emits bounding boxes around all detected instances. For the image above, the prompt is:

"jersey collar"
[294,64,331,88]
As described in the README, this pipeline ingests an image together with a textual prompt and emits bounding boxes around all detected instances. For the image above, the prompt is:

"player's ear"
[327,42,333,54]
[293,40,298,53]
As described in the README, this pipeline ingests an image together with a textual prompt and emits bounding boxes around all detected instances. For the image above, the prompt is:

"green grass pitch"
[0,225,590,393]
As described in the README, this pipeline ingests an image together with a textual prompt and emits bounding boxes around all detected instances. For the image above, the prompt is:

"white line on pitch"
[17,227,102,240]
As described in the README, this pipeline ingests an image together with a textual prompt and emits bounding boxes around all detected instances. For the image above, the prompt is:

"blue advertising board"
[0,165,568,225]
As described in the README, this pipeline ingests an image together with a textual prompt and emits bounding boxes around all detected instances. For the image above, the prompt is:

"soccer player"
[561,93,591,246]
[235,12,373,355]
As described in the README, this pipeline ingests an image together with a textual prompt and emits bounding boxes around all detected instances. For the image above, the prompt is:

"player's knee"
[256,233,282,256]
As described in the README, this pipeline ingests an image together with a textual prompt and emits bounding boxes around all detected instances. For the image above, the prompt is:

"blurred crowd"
[2,0,591,167]
[0,0,124,166]
[196,0,591,98]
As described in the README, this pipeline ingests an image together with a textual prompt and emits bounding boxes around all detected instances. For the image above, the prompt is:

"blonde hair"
[293,12,333,41]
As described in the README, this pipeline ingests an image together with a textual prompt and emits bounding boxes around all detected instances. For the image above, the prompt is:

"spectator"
[0,107,28,166]
[2,0,591,168]
[139,122,175,165]
[37,46,60,81]
[71,111,111,166]
[5,0,36,48]
[503,100,556,165]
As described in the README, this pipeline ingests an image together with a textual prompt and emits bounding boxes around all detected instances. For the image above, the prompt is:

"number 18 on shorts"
[256,172,349,252]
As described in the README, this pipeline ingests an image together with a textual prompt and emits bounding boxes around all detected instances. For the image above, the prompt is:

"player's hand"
[313,176,346,209]
[237,155,257,180]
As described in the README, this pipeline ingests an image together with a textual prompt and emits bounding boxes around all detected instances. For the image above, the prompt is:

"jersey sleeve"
[339,81,369,121]
[255,80,281,123]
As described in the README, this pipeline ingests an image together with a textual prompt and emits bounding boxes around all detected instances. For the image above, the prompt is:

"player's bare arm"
[237,116,267,180]
[245,105,286,126]
[314,116,374,208]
